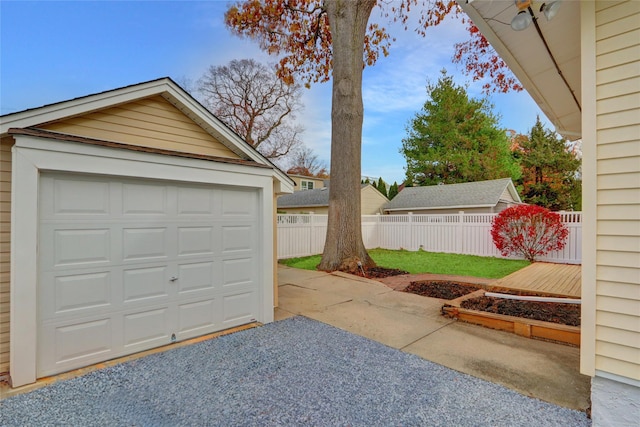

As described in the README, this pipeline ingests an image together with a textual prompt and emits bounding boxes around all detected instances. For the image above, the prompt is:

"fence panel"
[277,212,582,264]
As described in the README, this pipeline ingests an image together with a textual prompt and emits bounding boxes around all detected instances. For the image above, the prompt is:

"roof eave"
[384,204,497,212]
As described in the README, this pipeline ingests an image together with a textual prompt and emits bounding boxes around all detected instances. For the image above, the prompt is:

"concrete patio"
[275,265,590,412]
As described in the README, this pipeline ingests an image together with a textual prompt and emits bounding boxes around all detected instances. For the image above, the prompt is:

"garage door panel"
[178,226,215,256]
[177,261,217,294]
[177,186,216,216]
[38,317,114,376]
[123,265,170,303]
[222,257,255,287]
[52,178,111,216]
[122,183,168,215]
[122,227,169,261]
[178,298,221,337]
[222,291,257,325]
[222,225,254,254]
[221,189,257,217]
[53,271,112,313]
[54,228,112,267]
[39,269,120,322]
[123,307,171,348]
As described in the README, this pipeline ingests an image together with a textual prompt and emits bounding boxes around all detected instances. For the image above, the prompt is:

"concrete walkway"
[275,265,591,412]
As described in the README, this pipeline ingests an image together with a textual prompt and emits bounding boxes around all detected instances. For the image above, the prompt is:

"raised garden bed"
[368,268,581,346]
[443,290,580,347]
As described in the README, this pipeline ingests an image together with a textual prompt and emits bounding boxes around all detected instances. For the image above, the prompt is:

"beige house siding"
[499,187,517,203]
[594,0,640,380]
[289,175,325,191]
[41,96,239,159]
[361,186,389,215]
[0,136,13,374]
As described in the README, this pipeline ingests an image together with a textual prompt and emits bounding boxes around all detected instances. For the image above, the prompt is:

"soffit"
[459,0,582,140]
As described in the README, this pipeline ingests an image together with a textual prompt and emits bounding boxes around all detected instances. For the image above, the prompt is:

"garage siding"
[41,96,239,159]
[595,0,640,381]
[0,136,12,374]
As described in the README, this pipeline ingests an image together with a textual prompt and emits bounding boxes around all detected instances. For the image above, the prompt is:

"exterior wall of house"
[361,186,389,214]
[593,0,640,381]
[582,1,640,420]
[0,136,12,375]
[41,96,239,159]
[499,187,517,204]
[289,175,325,191]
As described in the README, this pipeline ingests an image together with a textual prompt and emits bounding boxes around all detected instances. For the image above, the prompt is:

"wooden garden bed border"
[442,290,581,347]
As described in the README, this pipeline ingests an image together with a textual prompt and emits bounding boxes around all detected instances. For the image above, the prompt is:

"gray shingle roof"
[278,184,369,208]
[383,178,520,211]
[277,187,331,208]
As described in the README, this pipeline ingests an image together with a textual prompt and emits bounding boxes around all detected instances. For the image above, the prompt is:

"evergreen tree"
[376,177,387,198]
[516,117,581,210]
[388,181,399,200]
[401,70,521,186]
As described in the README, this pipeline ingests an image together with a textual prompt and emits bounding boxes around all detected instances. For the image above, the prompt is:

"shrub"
[491,205,569,262]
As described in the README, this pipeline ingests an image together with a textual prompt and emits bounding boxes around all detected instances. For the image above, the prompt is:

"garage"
[38,173,260,377]
[0,78,294,387]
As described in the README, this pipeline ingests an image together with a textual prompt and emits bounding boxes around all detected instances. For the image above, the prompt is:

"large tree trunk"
[317,0,376,273]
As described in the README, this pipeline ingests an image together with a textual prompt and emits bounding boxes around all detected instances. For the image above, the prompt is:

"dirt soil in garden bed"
[353,266,409,278]
[461,296,581,326]
[404,281,482,300]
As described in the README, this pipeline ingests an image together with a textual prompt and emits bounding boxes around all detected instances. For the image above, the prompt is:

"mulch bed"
[461,296,581,326]
[404,281,481,300]
[355,266,409,278]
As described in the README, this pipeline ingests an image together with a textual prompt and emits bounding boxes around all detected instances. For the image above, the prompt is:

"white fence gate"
[277,212,582,264]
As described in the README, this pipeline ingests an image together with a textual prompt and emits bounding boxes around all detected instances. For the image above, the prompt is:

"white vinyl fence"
[277,212,582,264]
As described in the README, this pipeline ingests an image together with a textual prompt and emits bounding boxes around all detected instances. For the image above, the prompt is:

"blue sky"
[1,1,551,184]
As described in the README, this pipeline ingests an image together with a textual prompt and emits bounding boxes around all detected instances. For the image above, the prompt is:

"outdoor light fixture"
[511,0,533,31]
[540,1,562,21]
[511,0,562,31]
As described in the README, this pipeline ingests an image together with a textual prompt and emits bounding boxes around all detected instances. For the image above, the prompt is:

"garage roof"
[0,77,294,190]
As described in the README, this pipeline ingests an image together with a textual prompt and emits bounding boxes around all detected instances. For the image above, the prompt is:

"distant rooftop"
[383,178,520,211]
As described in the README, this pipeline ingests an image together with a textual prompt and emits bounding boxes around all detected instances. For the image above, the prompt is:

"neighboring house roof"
[0,77,295,192]
[383,178,521,212]
[278,187,331,208]
[278,183,374,208]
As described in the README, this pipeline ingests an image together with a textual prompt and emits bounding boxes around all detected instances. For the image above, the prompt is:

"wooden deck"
[489,262,582,298]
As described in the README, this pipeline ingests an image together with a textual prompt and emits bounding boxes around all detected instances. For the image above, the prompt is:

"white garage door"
[37,173,261,377]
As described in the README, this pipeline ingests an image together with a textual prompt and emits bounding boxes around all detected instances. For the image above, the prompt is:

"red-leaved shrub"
[491,205,569,262]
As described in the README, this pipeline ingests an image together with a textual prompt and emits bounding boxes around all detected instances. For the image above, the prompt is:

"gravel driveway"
[0,316,590,426]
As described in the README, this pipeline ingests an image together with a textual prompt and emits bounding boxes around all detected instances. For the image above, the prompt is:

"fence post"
[374,213,380,248]
[408,212,414,250]
[457,211,464,253]
[309,212,315,256]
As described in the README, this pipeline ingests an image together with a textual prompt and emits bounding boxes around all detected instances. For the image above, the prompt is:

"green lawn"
[279,248,530,279]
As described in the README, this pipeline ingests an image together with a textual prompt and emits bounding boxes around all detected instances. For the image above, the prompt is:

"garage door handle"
[170,276,178,282]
